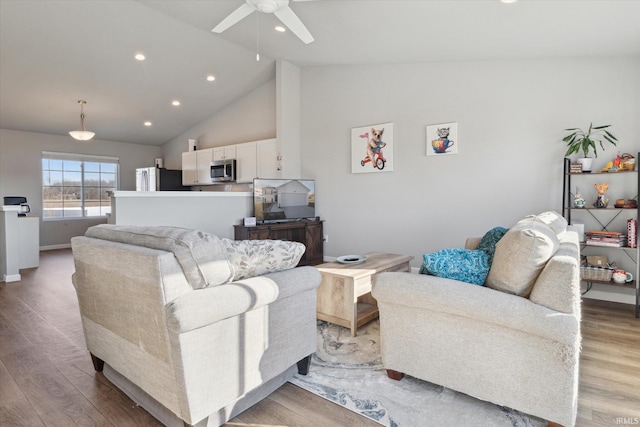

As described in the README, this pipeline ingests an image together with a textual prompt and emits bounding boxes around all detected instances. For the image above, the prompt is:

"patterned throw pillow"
[476,226,508,265]
[420,248,490,286]
[221,238,306,281]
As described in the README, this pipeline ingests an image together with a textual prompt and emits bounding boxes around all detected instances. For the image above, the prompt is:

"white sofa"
[71,225,321,427]
[372,212,581,426]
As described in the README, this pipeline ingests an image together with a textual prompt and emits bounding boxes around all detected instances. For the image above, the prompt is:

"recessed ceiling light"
[144,121,152,127]
[275,26,286,33]
[134,53,146,61]
[501,0,517,3]
[172,100,181,106]
[206,75,216,82]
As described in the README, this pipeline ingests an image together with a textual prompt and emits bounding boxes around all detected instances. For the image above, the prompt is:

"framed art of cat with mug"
[426,122,458,156]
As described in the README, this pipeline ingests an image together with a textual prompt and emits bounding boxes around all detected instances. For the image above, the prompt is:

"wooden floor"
[0,249,638,426]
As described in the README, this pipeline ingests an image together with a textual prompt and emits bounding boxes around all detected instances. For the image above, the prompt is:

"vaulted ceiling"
[1,0,639,146]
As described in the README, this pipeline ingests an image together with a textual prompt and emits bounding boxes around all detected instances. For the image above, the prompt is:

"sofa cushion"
[420,248,489,286]
[85,225,233,289]
[221,238,306,281]
[485,216,560,297]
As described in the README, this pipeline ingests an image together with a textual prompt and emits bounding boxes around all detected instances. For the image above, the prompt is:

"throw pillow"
[485,216,560,297]
[420,248,489,286]
[476,226,508,265]
[222,238,306,281]
[532,211,567,236]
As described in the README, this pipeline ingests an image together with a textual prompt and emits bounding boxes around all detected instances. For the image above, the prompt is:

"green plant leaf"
[604,130,618,141]
[565,145,579,156]
[592,125,611,130]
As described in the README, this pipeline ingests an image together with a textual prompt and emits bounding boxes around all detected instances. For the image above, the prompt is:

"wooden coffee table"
[315,252,413,336]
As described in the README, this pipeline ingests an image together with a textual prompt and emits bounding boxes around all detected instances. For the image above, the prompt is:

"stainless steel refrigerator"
[135,167,187,191]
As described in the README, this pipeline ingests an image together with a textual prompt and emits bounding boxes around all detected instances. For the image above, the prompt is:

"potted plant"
[562,123,618,172]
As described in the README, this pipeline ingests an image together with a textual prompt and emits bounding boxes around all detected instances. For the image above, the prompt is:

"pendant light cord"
[256,13,260,61]
[79,101,86,131]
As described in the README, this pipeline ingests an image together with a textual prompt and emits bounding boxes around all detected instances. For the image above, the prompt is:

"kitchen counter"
[110,191,253,238]
[112,191,252,198]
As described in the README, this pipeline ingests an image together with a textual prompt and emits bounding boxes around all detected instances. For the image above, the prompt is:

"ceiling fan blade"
[274,6,314,44]
[212,3,255,33]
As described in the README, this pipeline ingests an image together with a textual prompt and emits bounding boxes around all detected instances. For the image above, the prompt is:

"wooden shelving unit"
[563,156,640,318]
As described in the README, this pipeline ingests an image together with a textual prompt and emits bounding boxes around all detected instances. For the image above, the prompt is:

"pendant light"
[69,100,95,141]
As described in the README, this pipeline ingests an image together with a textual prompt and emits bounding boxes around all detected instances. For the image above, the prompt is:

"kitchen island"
[110,191,252,239]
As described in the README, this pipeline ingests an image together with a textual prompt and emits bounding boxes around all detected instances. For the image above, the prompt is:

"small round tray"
[336,255,367,265]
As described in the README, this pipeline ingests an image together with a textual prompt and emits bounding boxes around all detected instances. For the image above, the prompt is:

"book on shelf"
[585,229,627,247]
[586,240,627,247]
[586,230,626,237]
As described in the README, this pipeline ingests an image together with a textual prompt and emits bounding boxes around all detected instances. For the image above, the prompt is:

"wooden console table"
[316,252,413,336]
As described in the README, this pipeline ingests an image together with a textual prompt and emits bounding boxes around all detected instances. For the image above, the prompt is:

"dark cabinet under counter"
[234,220,324,266]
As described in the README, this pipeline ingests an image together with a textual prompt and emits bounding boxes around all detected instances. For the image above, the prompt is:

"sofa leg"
[386,369,404,381]
[90,353,104,372]
[297,355,312,375]
[547,422,563,427]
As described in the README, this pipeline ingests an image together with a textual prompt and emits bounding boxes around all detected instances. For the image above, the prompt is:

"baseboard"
[40,243,72,251]
[2,273,21,282]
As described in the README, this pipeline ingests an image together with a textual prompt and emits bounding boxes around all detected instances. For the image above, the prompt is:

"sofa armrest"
[465,237,481,250]
[372,272,579,345]
[166,266,320,333]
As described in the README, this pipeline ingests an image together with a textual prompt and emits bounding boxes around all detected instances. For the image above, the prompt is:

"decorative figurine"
[574,188,585,208]
[593,183,609,208]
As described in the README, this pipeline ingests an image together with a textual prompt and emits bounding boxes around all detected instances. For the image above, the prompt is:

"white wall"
[300,58,640,274]
[276,60,301,178]
[162,79,277,170]
[0,129,162,247]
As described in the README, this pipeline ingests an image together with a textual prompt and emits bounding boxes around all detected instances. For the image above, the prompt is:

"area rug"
[289,320,546,427]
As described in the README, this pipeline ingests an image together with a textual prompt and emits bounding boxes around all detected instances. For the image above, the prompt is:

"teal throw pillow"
[420,248,489,285]
[476,226,508,265]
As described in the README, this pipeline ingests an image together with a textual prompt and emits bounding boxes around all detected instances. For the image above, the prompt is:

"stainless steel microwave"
[210,159,236,182]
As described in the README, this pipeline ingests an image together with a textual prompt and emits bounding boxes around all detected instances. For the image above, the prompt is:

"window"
[42,152,118,220]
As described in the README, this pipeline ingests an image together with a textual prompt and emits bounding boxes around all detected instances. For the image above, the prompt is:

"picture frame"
[426,122,458,156]
[351,122,394,173]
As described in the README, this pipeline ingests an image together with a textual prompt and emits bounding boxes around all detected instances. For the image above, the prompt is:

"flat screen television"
[253,178,315,222]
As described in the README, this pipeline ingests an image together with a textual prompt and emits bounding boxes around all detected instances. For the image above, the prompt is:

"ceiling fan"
[212,0,314,44]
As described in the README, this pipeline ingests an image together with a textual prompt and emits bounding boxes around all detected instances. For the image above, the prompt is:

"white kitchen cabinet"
[235,141,257,184]
[213,145,236,161]
[182,148,213,185]
[257,138,279,178]
[182,151,198,185]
